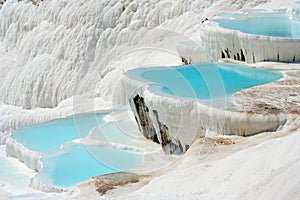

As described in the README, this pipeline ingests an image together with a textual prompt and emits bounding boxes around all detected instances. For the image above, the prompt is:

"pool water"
[11,113,107,153]
[125,63,282,101]
[213,12,300,38]
[89,121,142,143]
[0,157,33,195]
[10,112,144,188]
[38,144,142,187]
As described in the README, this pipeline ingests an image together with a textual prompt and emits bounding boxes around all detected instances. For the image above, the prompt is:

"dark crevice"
[240,49,246,61]
[293,55,296,62]
[178,142,183,152]
[131,95,159,144]
[236,53,240,60]
[185,145,190,152]
[221,51,225,58]
[224,48,230,58]
[201,18,208,23]
[153,110,183,154]
[181,57,189,65]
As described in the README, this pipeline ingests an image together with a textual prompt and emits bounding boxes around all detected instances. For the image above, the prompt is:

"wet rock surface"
[233,79,300,115]
[153,110,185,154]
[129,94,186,154]
[93,172,143,195]
[130,94,159,144]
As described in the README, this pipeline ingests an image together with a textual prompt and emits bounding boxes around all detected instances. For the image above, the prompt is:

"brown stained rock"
[199,138,216,145]
[93,172,143,195]
[233,79,300,115]
[153,110,184,154]
[216,138,235,145]
[274,79,300,86]
[199,137,234,146]
[131,94,159,144]
[254,103,282,114]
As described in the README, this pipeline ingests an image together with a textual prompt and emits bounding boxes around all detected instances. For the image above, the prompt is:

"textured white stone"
[6,137,42,171]
[200,21,300,63]
[0,0,291,109]
[0,0,297,199]
[122,71,287,153]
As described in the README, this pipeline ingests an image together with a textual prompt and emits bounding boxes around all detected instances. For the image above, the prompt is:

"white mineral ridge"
[0,0,292,109]
[0,0,298,199]
[6,137,42,171]
[123,129,300,200]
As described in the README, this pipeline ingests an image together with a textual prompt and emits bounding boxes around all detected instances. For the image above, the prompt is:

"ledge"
[121,69,288,154]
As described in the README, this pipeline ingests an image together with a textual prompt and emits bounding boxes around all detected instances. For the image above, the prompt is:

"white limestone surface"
[200,20,300,63]
[0,0,297,199]
[0,0,291,109]
[6,137,42,171]
[120,128,300,200]
[121,71,287,154]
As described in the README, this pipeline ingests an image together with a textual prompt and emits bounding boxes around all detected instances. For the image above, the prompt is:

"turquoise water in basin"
[213,12,300,38]
[38,144,142,187]
[0,158,32,194]
[125,63,282,101]
[11,113,107,153]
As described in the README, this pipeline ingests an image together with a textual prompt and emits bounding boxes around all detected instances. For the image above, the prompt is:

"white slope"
[0,0,293,109]
[0,0,298,199]
[118,129,300,200]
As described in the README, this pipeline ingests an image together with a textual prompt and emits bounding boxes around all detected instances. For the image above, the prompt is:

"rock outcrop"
[129,94,185,154]
[122,73,287,154]
[178,11,300,64]
[130,94,159,144]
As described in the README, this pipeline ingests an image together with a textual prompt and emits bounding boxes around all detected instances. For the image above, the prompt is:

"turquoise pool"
[125,63,282,100]
[11,113,107,153]
[213,12,300,38]
[37,144,142,187]
[10,112,143,188]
